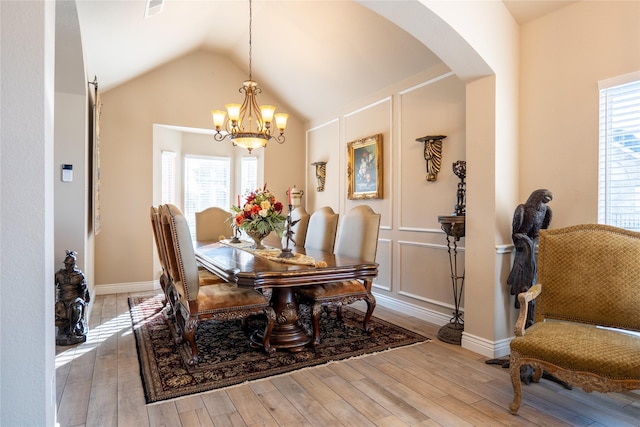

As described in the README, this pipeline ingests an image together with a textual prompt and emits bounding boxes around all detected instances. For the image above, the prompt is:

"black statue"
[452,160,466,216]
[55,250,91,345]
[489,190,569,389]
[507,189,553,325]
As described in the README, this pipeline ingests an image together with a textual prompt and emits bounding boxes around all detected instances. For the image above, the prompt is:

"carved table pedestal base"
[250,287,311,352]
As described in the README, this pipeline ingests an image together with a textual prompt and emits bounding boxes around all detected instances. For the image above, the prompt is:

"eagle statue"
[507,189,553,311]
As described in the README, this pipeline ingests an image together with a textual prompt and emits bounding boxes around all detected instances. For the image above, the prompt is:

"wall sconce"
[311,161,327,192]
[416,135,447,182]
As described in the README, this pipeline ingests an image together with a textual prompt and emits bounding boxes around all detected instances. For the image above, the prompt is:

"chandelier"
[211,0,288,153]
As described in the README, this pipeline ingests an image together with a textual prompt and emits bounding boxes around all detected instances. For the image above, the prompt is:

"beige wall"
[96,50,305,291]
[519,0,640,227]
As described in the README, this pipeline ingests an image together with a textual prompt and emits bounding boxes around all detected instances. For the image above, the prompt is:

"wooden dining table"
[194,241,378,352]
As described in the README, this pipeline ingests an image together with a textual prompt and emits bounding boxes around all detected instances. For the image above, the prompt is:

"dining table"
[194,240,378,352]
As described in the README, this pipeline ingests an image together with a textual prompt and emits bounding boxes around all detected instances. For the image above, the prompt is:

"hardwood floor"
[56,292,640,427]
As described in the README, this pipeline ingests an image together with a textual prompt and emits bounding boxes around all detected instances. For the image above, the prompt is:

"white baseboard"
[461,332,512,358]
[374,291,513,358]
[94,280,160,295]
[374,292,451,326]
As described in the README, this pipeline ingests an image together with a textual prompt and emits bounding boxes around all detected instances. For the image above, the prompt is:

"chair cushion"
[510,321,640,379]
[196,284,269,312]
[297,280,367,300]
[197,267,228,285]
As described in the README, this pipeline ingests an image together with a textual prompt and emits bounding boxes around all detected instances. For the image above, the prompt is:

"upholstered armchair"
[508,224,640,415]
[159,204,276,364]
[297,205,380,346]
[304,206,339,252]
[195,206,234,243]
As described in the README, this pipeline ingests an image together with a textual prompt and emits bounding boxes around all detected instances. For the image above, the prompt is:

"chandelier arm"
[213,132,230,142]
[273,134,286,144]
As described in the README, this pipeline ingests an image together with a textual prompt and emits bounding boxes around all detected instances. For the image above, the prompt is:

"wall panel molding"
[373,238,392,292]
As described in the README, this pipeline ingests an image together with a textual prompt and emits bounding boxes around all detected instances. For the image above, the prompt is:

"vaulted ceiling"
[75,0,575,121]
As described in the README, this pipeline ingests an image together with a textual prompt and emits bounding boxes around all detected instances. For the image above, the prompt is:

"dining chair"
[154,205,228,326]
[304,206,339,252]
[150,206,171,297]
[297,205,381,346]
[195,206,234,242]
[159,203,275,364]
[282,206,310,249]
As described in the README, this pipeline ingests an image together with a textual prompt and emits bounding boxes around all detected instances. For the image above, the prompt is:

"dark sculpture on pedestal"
[437,160,466,345]
[487,189,560,385]
[507,189,553,328]
[55,250,91,345]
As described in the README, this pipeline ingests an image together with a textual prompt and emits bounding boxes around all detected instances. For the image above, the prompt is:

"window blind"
[184,155,231,238]
[598,75,640,231]
[161,151,176,204]
[241,156,258,197]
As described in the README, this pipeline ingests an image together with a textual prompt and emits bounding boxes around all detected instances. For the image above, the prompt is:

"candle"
[237,194,241,207]
[288,187,292,205]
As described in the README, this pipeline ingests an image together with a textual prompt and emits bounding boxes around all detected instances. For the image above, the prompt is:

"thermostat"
[61,164,73,182]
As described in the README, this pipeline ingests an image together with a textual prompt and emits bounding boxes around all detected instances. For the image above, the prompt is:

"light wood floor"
[56,292,640,427]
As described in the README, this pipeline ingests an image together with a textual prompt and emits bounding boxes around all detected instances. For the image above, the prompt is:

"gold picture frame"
[347,134,383,200]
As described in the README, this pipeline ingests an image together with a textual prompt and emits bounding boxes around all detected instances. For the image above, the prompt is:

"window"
[161,151,176,204]
[240,156,258,196]
[183,155,231,237]
[598,73,640,232]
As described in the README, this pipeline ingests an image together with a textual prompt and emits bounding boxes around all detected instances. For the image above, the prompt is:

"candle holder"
[230,223,241,244]
[279,204,297,258]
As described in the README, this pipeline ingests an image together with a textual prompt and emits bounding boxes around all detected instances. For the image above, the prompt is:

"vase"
[246,229,270,250]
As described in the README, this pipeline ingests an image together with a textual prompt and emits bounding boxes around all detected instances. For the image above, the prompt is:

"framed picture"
[347,134,383,200]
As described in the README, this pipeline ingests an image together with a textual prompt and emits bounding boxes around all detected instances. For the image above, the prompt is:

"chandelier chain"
[248,0,253,81]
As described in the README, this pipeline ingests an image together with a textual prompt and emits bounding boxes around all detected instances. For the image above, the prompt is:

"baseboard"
[461,332,511,358]
[374,292,513,358]
[94,280,160,295]
[374,292,451,326]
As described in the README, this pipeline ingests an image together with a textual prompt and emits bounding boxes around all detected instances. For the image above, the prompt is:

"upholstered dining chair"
[304,206,339,252]
[195,206,234,243]
[150,206,175,308]
[282,206,310,249]
[159,204,276,364]
[153,205,225,304]
[297,205,381,346]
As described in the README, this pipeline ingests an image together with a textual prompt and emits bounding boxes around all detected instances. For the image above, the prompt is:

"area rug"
[129,294,430,404]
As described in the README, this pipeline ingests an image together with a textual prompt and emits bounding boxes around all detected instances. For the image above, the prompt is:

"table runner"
[219,239,327,267]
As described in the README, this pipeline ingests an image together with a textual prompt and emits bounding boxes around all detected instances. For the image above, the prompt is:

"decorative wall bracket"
[311,161,327,192]
[416,135,446,182]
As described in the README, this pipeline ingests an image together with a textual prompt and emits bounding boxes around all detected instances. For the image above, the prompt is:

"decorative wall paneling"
[372,238,392,292]
[305,67,466,328]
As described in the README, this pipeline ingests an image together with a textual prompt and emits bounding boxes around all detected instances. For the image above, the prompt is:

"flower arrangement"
[231,185,287,237]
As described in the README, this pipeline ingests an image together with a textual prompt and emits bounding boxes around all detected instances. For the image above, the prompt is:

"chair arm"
[513,283,542,337]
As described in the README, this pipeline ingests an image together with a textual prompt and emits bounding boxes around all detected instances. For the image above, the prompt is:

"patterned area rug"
[129,294,430,404]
